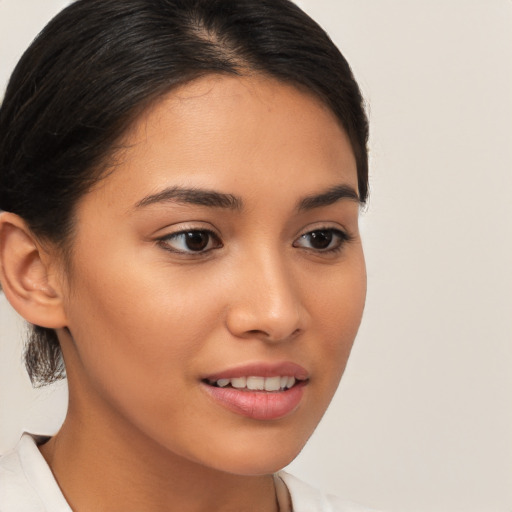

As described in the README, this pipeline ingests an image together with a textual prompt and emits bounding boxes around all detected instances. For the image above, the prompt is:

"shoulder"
[278,471,380,512]
[0,435,45,512]
[0,434,71,512]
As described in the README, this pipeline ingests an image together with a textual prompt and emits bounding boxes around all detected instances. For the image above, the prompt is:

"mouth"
[201,363,309,421]
[204,375,301,392]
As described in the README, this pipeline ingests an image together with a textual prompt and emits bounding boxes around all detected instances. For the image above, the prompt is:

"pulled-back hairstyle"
[0,0,368,386]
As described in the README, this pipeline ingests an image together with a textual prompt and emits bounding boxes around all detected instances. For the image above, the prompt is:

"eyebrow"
[134,183,360,212]
[297,184,361,211]
[134,186,243,210]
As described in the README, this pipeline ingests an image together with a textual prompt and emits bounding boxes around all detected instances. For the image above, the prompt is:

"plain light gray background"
[1,1,511,511]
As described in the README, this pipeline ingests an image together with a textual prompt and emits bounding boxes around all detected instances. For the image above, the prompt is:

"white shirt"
[0,434,376,511]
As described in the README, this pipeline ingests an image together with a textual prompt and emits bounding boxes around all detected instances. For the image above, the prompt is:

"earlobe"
[0,212,68,328]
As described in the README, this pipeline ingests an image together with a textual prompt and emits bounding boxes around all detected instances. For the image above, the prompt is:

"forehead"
[87,74,358,211]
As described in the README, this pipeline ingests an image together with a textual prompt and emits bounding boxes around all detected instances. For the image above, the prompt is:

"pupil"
[310,231,332,249]
[185,232,209,251]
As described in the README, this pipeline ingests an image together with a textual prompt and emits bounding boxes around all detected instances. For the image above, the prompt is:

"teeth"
[264,376,281,391]
[212,376,298,391]
[247,376,265,390]
[231,377,247,389]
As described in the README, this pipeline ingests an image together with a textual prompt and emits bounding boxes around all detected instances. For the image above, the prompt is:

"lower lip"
[202,381,306,421]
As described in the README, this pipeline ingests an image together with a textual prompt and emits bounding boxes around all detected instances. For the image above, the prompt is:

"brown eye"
[183,231,210,251]
[160,230,222,254]
[308,230,333,250]
[294,228,349,252]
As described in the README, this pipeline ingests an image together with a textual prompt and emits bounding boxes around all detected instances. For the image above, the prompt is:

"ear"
[0,212,68,328]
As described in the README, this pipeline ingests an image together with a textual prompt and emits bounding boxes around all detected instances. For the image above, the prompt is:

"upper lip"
[202,361,309,382]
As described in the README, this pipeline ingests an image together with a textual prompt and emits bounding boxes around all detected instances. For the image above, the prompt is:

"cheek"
[311,254,366,335]
[306,255,366,384]
[62,269,224,451]
[62,247,224,407]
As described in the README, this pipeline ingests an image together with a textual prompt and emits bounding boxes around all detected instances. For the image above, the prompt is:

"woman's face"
[58,74,366,474]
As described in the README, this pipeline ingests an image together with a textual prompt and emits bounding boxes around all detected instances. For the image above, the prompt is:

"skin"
[1,74,366,511]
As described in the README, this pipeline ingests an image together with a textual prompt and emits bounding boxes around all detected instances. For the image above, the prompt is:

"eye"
[293,228,350,253]
[159,230,222,254]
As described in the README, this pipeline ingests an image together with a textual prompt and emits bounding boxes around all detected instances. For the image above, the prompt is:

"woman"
[0,0,371,510]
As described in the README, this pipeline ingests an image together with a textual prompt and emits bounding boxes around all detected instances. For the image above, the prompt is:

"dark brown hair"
[0,0,369,386]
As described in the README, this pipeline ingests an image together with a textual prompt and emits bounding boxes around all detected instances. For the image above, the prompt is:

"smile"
[206,375,298,392]
[201,362,309,420]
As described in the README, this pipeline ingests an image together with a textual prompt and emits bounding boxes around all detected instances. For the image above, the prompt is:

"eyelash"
[157,227,352,255]
[292,227,353,254]
[158,229,222,254]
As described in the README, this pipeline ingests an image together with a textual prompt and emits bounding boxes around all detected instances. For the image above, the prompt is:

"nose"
[225,249,306,342]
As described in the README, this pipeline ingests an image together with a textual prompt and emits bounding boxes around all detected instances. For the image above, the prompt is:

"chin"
[218,450,302,477]
[192,425,314,476]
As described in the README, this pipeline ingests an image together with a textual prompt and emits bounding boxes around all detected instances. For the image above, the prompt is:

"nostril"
[245,327,302,342]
